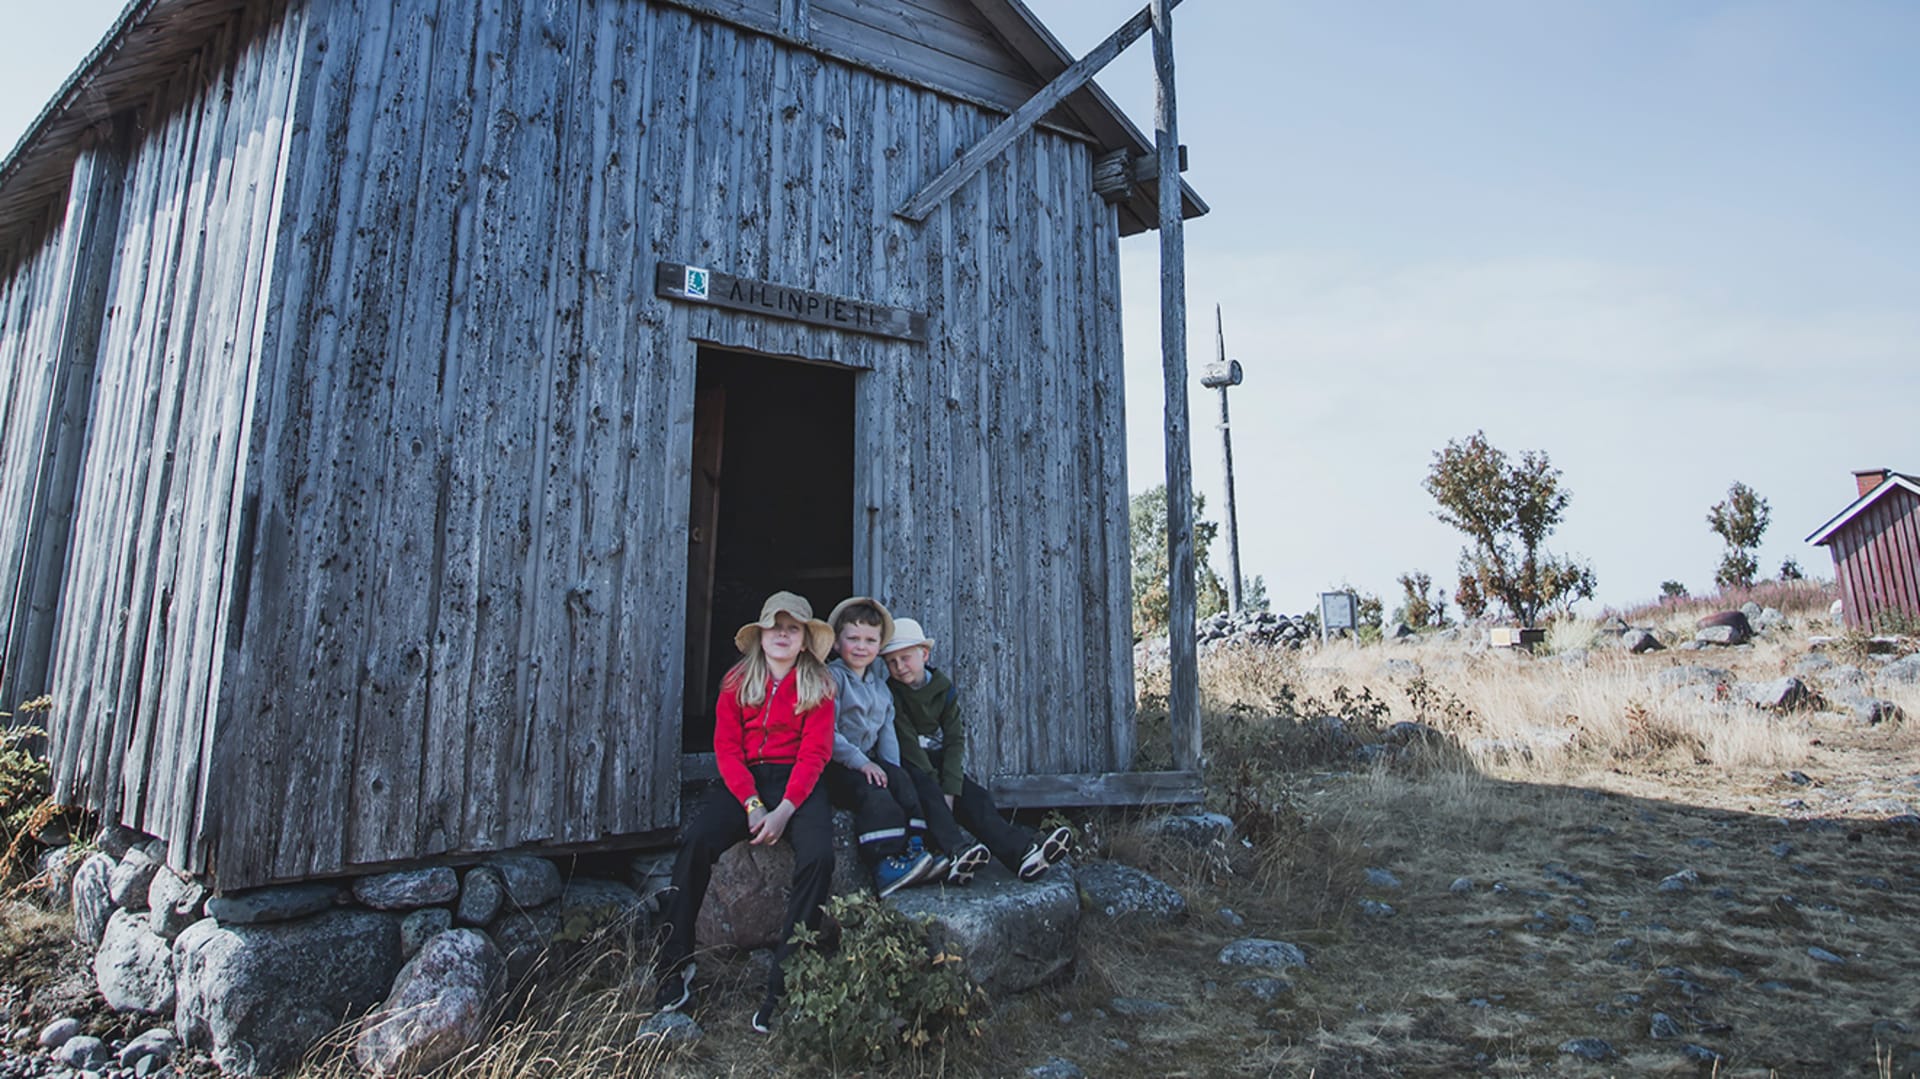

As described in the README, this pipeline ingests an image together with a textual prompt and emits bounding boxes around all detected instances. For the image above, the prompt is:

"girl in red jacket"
[654,591,837,1033]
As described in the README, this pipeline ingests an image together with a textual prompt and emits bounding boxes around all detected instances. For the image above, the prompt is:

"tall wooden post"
[1153,0,1200,771]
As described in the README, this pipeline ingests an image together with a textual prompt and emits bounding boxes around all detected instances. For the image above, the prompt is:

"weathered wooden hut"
[1807,469,1920,631]
[0,0,1205,889]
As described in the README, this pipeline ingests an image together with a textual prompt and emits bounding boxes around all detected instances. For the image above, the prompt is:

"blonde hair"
[723,646,835,714]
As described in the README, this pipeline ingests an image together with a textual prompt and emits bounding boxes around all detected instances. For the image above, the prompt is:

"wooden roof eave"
[1805,474,1920,546]
[0,0,254,258]
[961,0,1208,234]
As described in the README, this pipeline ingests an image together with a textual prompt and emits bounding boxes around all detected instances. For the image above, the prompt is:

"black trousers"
[822,761,916,866]
[656,764,833,997]
[902,752,1033,870]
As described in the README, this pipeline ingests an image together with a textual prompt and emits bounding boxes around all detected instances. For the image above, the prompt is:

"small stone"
[1658,868,1699,894]
[1558,1037,1615,1062]
[1364,867,1402,890]
[1769,842,1794,859]
[353,867,460,911]
[1356,899,1395,918]
[1028,1057,1086,1079]
[1238,977,1290,1002]
[1449,877,1473,894]
[1565,914,1596,934]
[116,1028,178,1069]
[38,1017,82,1049]
[1216,908,1245,928]
[1682,1044,1726,1065]
[456,866,506,927]
[206,882,338,925]
[401,907,454,956]
[1218,938,1310,971]
[1807,946,1844,965]
[1077,862,1187,922]
[633,1010,701,1046]
[1145,812,1235,848]
[55,1035,112,1070]
[1650,1012,1683,1039]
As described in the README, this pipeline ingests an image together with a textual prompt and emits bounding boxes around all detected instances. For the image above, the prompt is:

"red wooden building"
[1807,469,1920,631]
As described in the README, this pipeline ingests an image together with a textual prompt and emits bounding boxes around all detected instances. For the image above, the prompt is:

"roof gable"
[1807,474,1920,546]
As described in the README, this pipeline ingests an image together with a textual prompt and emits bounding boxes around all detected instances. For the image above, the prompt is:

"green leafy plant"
[1423,431,1595,625]
[1130,484,1230,639]
[780,892,985,1067]
[1708,481,1770,590]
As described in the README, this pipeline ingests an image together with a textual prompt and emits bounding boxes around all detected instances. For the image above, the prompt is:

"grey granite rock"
[485,855,563,908]
[353,867,460,911]
[456,866,505,927]
[94,909,176,1014]
[354,928,505,1077]
[1218,938,1310,971]
[206,883,339,926]
[888,864,1080,995]
[1076,862,1186,922]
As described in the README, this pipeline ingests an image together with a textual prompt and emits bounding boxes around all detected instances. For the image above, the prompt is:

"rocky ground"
[5,604,1918,1077]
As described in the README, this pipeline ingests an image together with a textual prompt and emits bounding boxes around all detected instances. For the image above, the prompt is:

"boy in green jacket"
[881,617,1071,883]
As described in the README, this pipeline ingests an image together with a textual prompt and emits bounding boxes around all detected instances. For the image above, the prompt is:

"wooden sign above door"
[655,262,927,343]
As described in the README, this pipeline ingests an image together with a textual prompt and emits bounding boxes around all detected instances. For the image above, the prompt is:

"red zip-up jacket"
[714,670,835,809]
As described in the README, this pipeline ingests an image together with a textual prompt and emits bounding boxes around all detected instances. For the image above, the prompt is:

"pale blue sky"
[5,2,1914,617]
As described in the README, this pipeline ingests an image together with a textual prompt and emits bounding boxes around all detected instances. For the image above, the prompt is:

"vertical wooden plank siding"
[1830,490,1920,630]
[12,6,312,876]
[6,0,1137,887]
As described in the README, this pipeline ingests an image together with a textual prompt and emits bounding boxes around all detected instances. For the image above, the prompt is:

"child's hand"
[750,800,797,845]
[944,794,955,810]
[859,764,888,787]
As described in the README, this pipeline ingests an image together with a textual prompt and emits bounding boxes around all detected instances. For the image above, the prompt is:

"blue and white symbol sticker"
[683,265,710,300]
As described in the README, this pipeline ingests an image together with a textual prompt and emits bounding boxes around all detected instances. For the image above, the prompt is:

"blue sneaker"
[907,836,951,886]
[875,850,935,897]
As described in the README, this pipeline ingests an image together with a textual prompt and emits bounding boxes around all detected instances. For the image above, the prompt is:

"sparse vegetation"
[1422,431,1596,626]
[1708,481,1771,589]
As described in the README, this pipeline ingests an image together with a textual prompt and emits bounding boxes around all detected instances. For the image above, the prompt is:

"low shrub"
[780,893,984,1067]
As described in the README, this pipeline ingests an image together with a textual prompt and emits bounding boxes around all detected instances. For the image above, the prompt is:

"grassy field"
[8,594,1920,1077]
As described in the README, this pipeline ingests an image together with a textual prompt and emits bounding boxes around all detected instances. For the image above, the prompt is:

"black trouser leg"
[823,762,909,865]
[769,784,834,998]
[657,782,752,976]
[928,752,1033,870]
[901,764,971,855]
[877,762,927,840]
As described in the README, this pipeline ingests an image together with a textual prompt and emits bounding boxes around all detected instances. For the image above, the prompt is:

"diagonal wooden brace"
[895,0,1185,223]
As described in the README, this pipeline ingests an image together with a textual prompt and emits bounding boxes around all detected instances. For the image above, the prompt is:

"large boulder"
[887,864,1079,996]
[71,852,118,946]
[695,843,796,953]
[354,929,504,1077]
[95,909,176,1014]
[1076,862,1186,922]
[174,909,404,1076]
[1695,611,1751,645]
[1620,629,1664,654]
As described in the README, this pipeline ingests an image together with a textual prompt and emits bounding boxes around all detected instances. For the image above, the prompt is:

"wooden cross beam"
[895,0,1185,222]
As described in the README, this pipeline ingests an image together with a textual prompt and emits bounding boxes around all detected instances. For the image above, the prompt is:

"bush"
[781,893,985,1067]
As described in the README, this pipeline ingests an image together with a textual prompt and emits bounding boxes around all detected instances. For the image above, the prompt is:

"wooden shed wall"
[13,0,1134,889]
[33,6,309,870]
[1829,488,1920,630]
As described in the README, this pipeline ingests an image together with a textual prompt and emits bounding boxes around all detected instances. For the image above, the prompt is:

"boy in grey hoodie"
[821,597,937,896]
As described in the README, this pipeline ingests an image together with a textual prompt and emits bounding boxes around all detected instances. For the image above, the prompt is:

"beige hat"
[826,596,895,649]
[879,617,935,655]
[734,591,834,662]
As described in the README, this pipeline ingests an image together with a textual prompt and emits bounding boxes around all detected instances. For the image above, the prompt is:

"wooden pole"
[1153,0,1200,772]
[1215,306,1243,613]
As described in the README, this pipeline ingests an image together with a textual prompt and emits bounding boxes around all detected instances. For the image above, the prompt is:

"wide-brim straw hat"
[880,617,935,655]
[734,591,834,662]
[826,596,895,649]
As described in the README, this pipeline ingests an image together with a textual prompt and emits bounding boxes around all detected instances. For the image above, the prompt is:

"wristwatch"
[745,796,766,813]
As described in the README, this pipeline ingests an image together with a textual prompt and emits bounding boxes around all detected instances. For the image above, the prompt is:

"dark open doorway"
[683,347,855,751]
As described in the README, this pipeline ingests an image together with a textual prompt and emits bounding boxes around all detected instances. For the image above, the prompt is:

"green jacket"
[889,667,965,796]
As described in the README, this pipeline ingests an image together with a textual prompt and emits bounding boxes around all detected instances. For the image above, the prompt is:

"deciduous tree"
[1707,482,1770,590]
[1422,431,1595,625]
[1130,485,1229,639]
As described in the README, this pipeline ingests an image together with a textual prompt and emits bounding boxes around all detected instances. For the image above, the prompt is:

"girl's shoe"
[947,843,991,885]
[653,962,695,1013]
[1018,826,1074,881]
[751,990,781,1034]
